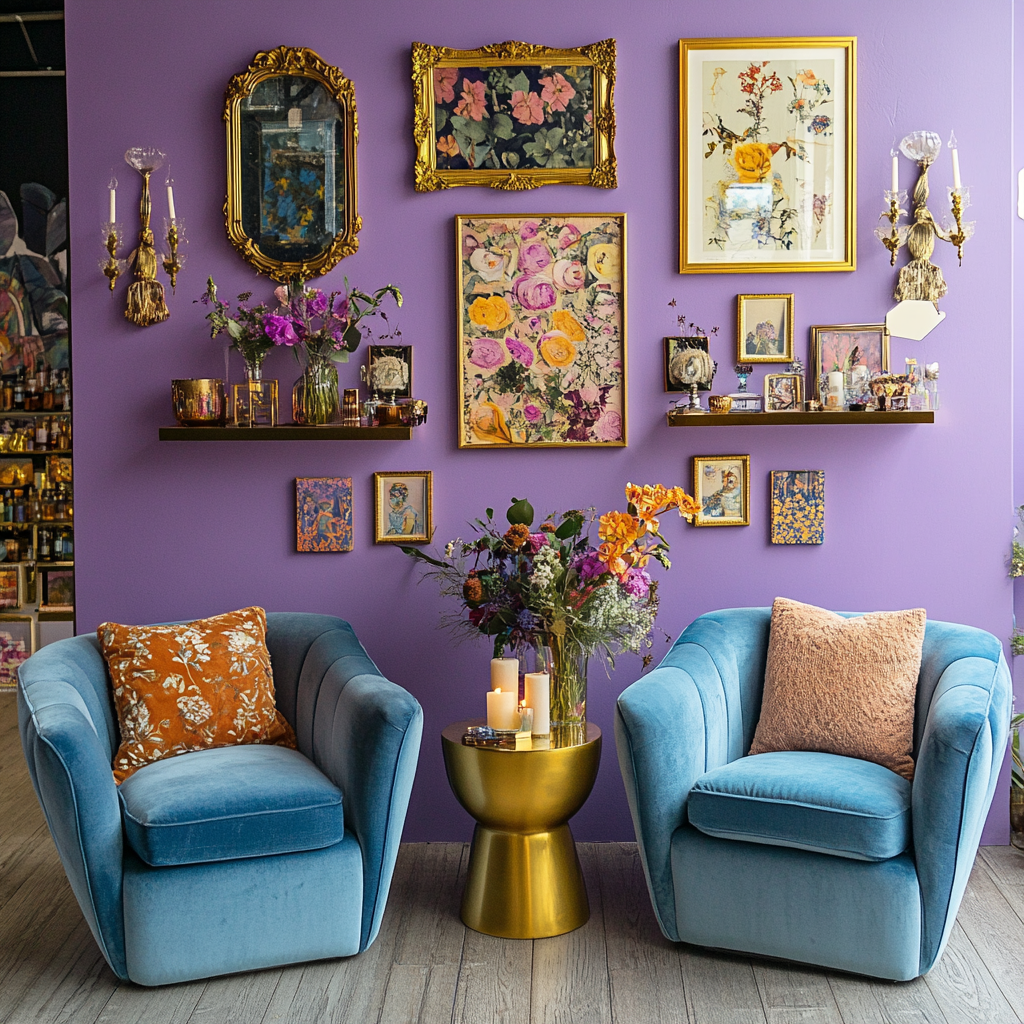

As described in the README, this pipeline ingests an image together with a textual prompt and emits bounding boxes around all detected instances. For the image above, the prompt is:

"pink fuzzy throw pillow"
[749,597,926,780]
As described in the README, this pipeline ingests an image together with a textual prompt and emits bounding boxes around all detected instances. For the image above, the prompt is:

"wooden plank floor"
[2,695,1024,1024]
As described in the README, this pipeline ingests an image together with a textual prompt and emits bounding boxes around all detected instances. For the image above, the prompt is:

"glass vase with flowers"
[403,483,700,745]
[198,276,273,382]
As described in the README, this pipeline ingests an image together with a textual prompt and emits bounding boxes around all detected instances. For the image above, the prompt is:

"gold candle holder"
[162,220,184,292]
[102,225,123,291]
[877,192,907,267]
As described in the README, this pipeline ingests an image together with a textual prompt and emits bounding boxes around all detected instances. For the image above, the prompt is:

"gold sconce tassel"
[125,169,169,327]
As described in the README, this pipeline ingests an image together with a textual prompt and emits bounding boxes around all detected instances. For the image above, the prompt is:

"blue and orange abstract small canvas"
[770,470,824,545]
[296,477,353,552]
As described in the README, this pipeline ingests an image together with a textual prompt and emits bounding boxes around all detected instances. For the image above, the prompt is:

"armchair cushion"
[118,744,345,867]
[687,750,912,862]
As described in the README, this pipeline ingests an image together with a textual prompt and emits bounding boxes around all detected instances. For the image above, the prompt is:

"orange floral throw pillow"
[99,607,296,784]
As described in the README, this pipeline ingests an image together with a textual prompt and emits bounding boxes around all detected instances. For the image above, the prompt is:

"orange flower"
[437,135,460,157]
[470,401,514,444]
[599,510,639,548]
[463,576,484,604]
[731,142,773,183]
[468,295,514,332]
[671,487,702,519]
[503,524,530,550]
[551,309,586,343]
[539,331,577,368]
[597,542,628,578]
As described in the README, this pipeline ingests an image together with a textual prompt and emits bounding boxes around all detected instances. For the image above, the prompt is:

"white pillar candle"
[486,688,519,730]
[108,185,116,225]
[524,672,550,735]
[891,154,899,194]
[166,182,177,222]
[490,657,518,695]
[951,147,961,190]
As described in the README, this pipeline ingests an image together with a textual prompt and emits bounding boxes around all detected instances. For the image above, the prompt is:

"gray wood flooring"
[3,694,1024,1023]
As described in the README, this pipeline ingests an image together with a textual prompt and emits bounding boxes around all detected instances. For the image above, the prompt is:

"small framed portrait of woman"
[374,471,433,544]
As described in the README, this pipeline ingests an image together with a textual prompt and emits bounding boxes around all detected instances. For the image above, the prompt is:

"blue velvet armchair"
[615,608,1011,981]
[17,613,423,986]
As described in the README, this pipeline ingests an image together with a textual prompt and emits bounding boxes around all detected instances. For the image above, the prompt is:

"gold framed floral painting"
[456,213,626,448]
[737,293,794,362]
[679,37,856,273]
[412,40,617,191]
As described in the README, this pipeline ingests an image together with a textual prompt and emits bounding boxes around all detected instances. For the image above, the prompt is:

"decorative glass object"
[292,353,340,425]
[529,637,588,748]
[233,375,279,427]
[898,131,942,164]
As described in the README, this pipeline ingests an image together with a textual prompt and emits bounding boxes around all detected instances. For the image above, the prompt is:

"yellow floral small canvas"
[770,470,824,544]
[99,606,296,783]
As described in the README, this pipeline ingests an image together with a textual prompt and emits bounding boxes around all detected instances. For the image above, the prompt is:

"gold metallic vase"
[442,720,601,939]
[171,379,226,426]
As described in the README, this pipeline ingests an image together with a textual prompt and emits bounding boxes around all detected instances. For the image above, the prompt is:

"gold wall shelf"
[159,425,413,441]
[667,411,934,427]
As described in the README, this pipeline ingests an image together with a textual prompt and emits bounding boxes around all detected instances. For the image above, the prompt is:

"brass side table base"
[442,720,602,939]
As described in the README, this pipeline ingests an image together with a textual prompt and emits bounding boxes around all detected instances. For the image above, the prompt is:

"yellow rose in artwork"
[731,142,772,183]
[471,401,514,444]
[586,244,620,283]
[468,295,514,332]
[539,331,577,368]
[551,309,586,343]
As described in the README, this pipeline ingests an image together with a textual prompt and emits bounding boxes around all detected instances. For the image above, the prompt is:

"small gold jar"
[171,379,226,426]
[707,395,733,414]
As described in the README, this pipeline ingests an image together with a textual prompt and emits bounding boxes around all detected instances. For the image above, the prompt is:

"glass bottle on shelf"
[13,368,24,410]
[24,365,37,411]
[24,562,35,603]
[3,489,12,523]
[61,370,70,411]
[53,529,63,562]
[60,528,72,561]
[26,485,40,522]
[34,417,48,449]
[41,489,55,521]
[1,376,12,411]
[12,489,24,523]
[38,529,51,562]
[53,373,65,411]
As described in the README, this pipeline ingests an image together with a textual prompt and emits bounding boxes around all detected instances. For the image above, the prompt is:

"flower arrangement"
[198,277,274,371]
[404,483,700,731]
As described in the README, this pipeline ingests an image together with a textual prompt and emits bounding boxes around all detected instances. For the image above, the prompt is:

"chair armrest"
[18,679,128,980]
[616,658,724,941]
[912,652,1011,973]
[309,655,422,952]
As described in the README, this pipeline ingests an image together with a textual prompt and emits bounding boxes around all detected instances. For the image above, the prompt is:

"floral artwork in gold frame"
[679,37,856,274]
[737,293,794,363]
[456,213,626,448]
[692,455,750,527]
[412,39,617,191]
[810,323,890,400]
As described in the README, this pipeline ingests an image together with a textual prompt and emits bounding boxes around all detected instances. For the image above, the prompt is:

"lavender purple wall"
[65,0,1014,843]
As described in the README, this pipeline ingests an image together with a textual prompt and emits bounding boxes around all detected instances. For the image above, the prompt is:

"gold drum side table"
[441,719,602,939]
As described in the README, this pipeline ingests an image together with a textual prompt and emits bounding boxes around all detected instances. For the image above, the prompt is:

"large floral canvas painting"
[413,41,617,191]
[679,38,856,273]
[456,213,626,448]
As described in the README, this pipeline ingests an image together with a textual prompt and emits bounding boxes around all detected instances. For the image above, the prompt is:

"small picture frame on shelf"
[295,477,354,553]
[692,455,750,527]
[0,565,21,610]
[0,614,33,689]
[737,294,794,363]
[770,470,825,545]
[764,373,803,412]
[367,345,413,400]
[810,324,890,400]
[664,337,713,393]
[39,568,74,609]
[374,471,432,544]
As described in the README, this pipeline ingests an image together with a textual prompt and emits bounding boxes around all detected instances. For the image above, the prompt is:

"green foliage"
[506,498,534,527]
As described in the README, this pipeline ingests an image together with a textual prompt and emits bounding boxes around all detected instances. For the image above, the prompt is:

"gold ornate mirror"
[224,46,360,283]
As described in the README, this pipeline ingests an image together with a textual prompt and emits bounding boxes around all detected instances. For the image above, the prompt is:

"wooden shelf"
[667,410,935,426]
[159,424,413,441]
[37,608,74,622]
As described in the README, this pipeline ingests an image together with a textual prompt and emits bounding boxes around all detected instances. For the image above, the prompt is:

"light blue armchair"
[17,613,423,986]
[615,607,1011,981]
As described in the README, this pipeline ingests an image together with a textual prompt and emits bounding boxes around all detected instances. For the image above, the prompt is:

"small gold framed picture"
[737,293,795,363]
[692,455,750,527]
[374,471,433,544]
[764,373,803,412]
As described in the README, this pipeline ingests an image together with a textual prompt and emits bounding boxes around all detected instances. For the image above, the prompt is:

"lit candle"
[490,657,518,695]
[948,131,961,190]
[891,153,899,194]
[486,687,519,730]
[166,178,177,222]
[108,178,116,225]
[524,671,550,735]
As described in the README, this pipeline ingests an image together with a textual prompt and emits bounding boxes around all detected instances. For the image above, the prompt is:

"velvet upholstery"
[18,612,423,986]
[616,607,1011,981]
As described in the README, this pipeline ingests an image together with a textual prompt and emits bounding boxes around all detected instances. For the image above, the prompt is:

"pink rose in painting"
[455,78,487,121]
[505,337,534,367]
[469,248,507,282]
[462,228,486,259]
[556,224,581,250]
[579,383,600,405]
[511,90,544,125]
[552,259,585,291]
[512,276,557,311]
[593,409,622,442]
[433,67,459,105]
[539,72,576,112]
[468,337,505,369]
[520,221,539,240]
[523,404,543,423]
[517,241,553,276]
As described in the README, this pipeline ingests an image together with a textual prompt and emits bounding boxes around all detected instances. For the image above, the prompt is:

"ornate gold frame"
[692,455,751,528]
[374,471,433,544]
[224,46,360,283]
[810,323,890,400]
[764,373,804,411]
[679,36,856,274]
[412,40,617,191]
[736,292,795,363]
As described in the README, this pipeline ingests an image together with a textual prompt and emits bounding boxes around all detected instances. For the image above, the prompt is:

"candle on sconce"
[890,152,899,194]
[108,178,117,225]
[948,131,961,190]
[523,671,550,735]
[486,687,519,730]
[490,657,518,696]
[166,177,177,222]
